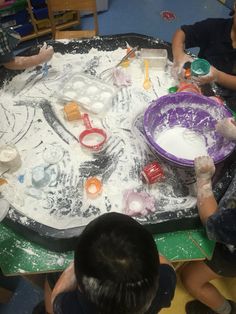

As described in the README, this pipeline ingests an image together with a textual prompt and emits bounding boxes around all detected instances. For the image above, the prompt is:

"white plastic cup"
[0,144,22,173]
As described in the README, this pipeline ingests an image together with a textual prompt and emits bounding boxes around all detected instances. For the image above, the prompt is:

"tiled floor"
[1,0,235,313]
[161,274,236,314]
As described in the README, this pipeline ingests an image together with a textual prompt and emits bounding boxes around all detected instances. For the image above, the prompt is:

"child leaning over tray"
[180,116,236,314]
[0,0,53,71]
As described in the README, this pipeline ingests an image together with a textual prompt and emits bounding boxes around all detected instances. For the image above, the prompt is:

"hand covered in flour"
[194,156,215,182]
[191,66,218,85]
[171,54,193,80]
[38,42,54,64]
[216,117,236,140]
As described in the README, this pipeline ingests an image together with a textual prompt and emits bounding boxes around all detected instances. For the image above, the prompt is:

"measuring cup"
[79,113,107,151]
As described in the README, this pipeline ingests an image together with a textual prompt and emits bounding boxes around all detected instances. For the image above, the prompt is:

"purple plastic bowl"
[143,92,236,167]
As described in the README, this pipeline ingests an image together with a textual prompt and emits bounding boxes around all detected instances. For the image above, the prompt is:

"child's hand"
[216,117,236,140]
[194,156,215,181]
[38,43,54,63]
[191,66,218,85]
[171,54,193,80]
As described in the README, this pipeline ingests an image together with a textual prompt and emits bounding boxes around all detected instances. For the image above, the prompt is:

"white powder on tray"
[0,44,197,230]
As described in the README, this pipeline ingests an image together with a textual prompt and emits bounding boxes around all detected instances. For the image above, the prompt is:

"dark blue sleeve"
[53,291,82,314]
[181,19,215,49]
[0,51,15,64]
[146,264,176,314]
[206,208,236,246]
[53,290,96,314]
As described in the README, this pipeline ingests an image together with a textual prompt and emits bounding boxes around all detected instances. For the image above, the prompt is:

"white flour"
[154,126,208,160]
[0,44,198,230]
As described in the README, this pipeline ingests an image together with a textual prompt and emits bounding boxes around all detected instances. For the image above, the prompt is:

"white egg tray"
[60,73,116,114]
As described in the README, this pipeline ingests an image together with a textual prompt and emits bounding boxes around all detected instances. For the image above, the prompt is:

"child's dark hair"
[74,212,160,314]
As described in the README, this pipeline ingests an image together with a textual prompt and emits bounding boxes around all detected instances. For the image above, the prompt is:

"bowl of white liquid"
[143,92,235,167]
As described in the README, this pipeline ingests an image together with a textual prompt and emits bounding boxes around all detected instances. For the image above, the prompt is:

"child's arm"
[194,156,218,225]
[159,255,172,266]
[171,29,193,78]
[51,262,77,309]
[216,118,236,141]
[3,44,54,70]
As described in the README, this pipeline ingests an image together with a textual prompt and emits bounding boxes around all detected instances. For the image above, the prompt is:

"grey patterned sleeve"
[206,208,236,246]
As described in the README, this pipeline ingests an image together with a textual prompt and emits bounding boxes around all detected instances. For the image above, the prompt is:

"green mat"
[0,223,215,275]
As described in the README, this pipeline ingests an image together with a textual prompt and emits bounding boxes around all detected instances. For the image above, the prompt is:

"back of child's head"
[74,212,160,314]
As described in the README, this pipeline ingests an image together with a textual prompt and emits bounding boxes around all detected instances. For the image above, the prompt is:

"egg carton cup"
[59,73,117,115]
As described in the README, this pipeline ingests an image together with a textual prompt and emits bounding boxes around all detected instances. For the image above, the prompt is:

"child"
[171,2,236,110]
[181,118,236,314]
[45,212,176,314]
[0,25,54,70]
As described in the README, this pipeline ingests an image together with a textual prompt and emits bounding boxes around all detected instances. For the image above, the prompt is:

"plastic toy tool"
[79,113,107,151]
[191,58,210,76]
[141,161,164,184]
[64,102,81,121]
[143,59,152,90]
[85,177,102,198]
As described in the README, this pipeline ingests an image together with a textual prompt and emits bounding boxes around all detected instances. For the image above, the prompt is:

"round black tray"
[1,33,234,252]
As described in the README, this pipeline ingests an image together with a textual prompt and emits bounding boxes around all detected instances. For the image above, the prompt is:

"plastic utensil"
[141,161,164,184]
[191,58,210,76]
[99,46,139,80]
[85,177,102,198]
[79,113,107,151]
[42,62,49,77]
[168,86,178,93]
[63,101,81,121]
[0,144,21,173]
[138,48,168,69]
[143,59,152,90]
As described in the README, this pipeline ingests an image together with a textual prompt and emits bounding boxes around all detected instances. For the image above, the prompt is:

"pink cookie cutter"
[123,189,155,217]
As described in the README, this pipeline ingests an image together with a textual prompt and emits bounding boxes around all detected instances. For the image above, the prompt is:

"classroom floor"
[161,273,236,314]
[1,0,236,313]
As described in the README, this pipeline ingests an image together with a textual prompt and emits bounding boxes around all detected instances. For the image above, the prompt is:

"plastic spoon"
[143,59,152,90]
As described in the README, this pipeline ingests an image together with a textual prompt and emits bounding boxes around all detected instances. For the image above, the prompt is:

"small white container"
[139,48,168,70]
[0,144,21,173]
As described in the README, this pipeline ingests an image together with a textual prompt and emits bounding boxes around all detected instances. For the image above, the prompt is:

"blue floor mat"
[0,277,43,314]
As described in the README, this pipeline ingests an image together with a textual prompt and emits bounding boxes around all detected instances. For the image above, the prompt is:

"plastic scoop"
[143,59,152,90]
[79,113,107,151]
